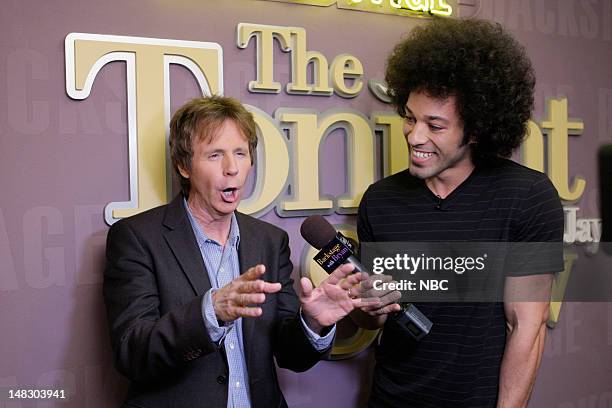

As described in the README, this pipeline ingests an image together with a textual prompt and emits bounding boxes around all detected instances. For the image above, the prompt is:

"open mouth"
[221,187,238,203]
[414,151,434,159]
[411,148,436,162]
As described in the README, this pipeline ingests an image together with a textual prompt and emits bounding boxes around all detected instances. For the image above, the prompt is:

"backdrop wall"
[1,0,612,407]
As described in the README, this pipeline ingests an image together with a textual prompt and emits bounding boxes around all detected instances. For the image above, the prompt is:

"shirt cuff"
[202,289,231,344]
[299,309,336,351]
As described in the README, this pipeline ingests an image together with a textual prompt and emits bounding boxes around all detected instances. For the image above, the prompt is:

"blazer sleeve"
[271,231,330,372]
[103,219,217,383]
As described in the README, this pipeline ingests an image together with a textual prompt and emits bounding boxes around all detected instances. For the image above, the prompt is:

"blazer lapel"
[236,212,261,276]
[162,195,212,296]
[236,212,261,366]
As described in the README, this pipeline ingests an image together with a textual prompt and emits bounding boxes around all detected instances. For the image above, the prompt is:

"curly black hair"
[385,18,535,160]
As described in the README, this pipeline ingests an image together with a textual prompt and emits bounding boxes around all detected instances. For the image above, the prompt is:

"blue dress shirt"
[184,200,334,408]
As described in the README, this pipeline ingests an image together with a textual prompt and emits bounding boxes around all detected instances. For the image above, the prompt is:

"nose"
[223,154,239,176]
[406,121,429,147]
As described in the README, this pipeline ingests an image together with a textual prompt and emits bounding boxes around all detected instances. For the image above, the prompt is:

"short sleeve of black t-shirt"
[504,171,565,276]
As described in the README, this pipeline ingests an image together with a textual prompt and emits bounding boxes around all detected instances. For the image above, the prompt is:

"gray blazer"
[103,195,326,408]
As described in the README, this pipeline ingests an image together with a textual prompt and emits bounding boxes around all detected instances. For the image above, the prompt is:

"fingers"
[355,285,401,316]
[326,263,356,285]
[214,265,283,322]
[343,272,393,299]
[232,306,263,318]
[361,303,402,316]
[352,273,402,316]
[359,274,400,299]
[352,296,381,309]
[346,271,368,286]
[233,292,266,305]
[238,279,281,294]
[239,264,266,281]
[300,277,314,298]
[380,290,402,306]
[338,272,364,291]
[261,282,282,293]
[360,273,392,291]
[370,303,402,315]
[237,265,281,294]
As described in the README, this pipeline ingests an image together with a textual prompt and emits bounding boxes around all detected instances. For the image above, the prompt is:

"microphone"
[300,215,432,340]
[300,215,366,273]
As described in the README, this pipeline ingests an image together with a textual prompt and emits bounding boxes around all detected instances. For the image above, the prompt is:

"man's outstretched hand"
[212,265,281,323]
[300,264,379,334]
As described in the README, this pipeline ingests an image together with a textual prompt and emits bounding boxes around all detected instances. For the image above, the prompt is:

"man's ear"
[178,165,190,179]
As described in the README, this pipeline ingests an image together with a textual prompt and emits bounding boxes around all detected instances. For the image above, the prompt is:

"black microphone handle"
[344,246,433,341]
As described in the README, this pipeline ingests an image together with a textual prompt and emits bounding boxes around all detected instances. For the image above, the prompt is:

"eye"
[404,116,416,124]
[429,124,444,132]
[208,152,220,160]
[402,125,411,137]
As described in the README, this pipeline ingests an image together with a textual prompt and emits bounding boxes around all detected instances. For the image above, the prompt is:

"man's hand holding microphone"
[300,215,432,339]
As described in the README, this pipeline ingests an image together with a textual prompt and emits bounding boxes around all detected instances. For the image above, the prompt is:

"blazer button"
[217,375,227,384]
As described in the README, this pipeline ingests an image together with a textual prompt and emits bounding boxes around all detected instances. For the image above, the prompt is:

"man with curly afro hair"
[352,18,564,408]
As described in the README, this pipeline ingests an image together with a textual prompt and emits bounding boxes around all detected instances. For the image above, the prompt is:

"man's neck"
[425,163,475,199]
[187,198,232,246]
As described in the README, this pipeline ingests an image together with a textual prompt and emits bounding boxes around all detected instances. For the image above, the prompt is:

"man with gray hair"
[104,95,370,407]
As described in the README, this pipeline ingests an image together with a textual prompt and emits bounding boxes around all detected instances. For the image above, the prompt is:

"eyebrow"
[405,107,450,124]
[204,147,248,155]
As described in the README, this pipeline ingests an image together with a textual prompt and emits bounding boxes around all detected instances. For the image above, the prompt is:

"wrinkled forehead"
[193,118,248,146]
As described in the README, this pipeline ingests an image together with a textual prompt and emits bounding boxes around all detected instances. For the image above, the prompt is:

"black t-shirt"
[357,158,564,408]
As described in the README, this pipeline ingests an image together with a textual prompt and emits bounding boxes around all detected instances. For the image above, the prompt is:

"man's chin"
[409,166,432,180]
[210,198,239,217]
[219,202,239,213]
